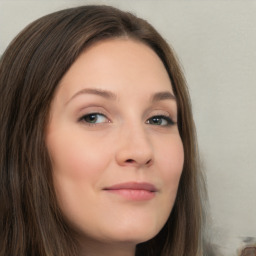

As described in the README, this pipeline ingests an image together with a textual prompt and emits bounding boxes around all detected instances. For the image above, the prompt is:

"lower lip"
[105,189,155,201]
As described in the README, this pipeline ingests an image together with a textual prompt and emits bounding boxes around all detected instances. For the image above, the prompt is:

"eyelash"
[146,115,175,126]
[79,113,175,127]
[79,112,109,126]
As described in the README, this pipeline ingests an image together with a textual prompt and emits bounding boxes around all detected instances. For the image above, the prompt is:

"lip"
[103,182,157,201]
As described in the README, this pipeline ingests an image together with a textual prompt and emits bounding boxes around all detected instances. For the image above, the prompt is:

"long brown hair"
[0,5,205,256]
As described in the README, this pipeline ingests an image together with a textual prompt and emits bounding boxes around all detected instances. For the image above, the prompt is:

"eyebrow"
[66,88,117,105]
[151,91,176,102]
[66,88,176,105]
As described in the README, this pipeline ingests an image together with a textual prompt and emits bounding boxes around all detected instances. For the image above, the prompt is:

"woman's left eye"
[79,113,109,125]
[146,115,175,126]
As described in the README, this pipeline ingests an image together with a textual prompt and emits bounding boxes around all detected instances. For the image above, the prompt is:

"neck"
[78,239,136,256]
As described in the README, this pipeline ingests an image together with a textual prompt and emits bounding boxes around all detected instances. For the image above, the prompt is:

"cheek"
[47,130,111,181]
[46,131,109,213]
[46,132,112,227]
[157,135,184,191]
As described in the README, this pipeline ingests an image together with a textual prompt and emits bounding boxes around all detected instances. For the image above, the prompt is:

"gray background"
[1,1,256,255]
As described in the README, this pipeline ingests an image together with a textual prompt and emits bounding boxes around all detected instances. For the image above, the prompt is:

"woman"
[0,5,207,256]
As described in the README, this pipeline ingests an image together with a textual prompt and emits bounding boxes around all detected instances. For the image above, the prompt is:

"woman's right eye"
[79,113,109,125]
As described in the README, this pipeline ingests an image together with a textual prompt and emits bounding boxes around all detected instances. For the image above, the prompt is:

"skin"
[46,38,184,256]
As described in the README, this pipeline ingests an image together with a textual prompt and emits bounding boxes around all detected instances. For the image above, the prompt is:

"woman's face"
[46,39,184,249]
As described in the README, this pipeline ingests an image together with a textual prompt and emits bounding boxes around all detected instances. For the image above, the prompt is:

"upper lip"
[103,182,157,192]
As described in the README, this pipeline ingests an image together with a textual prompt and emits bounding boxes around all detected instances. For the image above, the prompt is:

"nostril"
[146,159,152,165]
[125,159,152,165]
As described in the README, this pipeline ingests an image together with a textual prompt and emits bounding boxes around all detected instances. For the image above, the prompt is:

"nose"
[115,125,154,168]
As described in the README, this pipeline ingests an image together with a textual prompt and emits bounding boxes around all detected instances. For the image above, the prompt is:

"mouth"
[103,182,157,201]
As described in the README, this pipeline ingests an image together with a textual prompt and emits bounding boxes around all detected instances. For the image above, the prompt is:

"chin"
[104,221,163,245]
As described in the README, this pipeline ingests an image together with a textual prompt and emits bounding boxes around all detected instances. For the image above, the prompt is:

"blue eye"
[80,113,109,124]
[146,115,175,126]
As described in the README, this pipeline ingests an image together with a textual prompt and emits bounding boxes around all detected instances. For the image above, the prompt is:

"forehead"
[57,38,174,101]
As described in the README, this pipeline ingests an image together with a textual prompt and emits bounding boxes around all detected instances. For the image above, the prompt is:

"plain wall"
[1,1,256,255]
